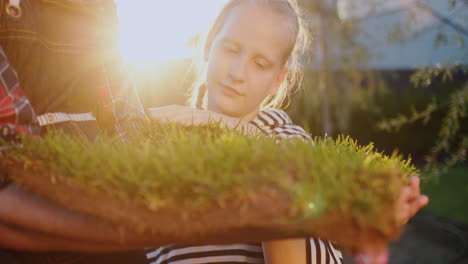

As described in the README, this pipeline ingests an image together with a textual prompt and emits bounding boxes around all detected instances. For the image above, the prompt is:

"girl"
[146,0,428,263]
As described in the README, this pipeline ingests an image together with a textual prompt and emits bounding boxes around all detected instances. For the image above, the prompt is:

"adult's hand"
[146,105,261,136]
[396,176,429,225]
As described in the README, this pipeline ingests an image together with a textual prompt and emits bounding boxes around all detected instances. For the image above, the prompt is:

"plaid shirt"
[96,61,148,138]
[0,0,147,145]
[0,46,39,143]
[0,43,147,144]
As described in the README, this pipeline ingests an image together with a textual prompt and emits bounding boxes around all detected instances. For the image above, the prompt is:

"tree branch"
[416,1,468,38]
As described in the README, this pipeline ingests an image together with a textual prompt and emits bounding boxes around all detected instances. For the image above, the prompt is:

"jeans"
[0,0,121,124]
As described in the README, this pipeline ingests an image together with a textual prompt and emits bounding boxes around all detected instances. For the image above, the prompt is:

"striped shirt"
[146,108,343,264]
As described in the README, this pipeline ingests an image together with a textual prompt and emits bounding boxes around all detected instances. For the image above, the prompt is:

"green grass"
[421,166,468,223]
[3,121,418,231]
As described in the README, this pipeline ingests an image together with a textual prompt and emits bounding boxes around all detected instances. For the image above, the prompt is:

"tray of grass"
[1,122,416,249]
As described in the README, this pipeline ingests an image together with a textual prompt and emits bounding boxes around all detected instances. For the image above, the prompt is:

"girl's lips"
[222,85,243,97]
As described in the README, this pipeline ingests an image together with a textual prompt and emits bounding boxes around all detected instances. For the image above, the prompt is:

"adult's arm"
[0,183,305,251]
[0,183,142,248]
[0,171,429,253]
[0,221,134,252]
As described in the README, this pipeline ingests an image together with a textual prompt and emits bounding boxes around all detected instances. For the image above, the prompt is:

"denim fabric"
[0,0,120,114]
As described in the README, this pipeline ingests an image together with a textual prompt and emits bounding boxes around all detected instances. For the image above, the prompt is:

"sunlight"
[115,0,228,65]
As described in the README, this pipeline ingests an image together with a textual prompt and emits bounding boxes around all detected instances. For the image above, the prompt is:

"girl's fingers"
[148,106,190,119]
[149,108,194,123]
[148,106,230,127]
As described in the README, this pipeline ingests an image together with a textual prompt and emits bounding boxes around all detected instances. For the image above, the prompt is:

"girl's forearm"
[224,118,263,136]
[263,239,307,264]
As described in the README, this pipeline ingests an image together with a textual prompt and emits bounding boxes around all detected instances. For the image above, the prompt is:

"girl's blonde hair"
[189,0,311,109]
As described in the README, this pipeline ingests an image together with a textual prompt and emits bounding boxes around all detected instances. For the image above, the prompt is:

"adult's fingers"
[355,245,389,264]
[396,186,414,225]
[407,176,421,200]
[398,186,412,205]
[397,194,429,226]
[408,195,429,219]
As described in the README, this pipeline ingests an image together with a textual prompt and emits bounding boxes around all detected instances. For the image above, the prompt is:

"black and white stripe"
[146,244,264,264]
[145,108,342,264]
[250,108,311,141]
[308,239,343,264]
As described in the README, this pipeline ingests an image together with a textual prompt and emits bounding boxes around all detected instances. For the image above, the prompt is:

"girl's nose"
[228,55,247,83]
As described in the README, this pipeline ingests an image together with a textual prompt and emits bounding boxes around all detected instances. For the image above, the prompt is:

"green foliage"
[377,101,438,132]
[410,65,467,88]
[4,121,416,226]
[425,85,468,172]
[378,66,468,175]
[373,0,468,174]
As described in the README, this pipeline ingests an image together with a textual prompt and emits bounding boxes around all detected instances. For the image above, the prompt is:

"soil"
[3,160,399,251]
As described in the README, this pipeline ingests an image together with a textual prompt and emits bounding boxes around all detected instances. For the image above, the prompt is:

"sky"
[115,0,228,63]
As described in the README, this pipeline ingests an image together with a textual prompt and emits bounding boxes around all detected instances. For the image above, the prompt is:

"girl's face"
[205,2,292,121]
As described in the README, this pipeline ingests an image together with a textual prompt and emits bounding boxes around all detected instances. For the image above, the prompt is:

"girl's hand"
[354,176,429,264]
[146,105,261,136]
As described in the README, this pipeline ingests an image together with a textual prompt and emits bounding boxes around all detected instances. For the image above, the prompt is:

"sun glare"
[115,0,227,66]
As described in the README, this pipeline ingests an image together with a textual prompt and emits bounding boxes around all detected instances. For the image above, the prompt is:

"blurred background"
[114,1,467,262]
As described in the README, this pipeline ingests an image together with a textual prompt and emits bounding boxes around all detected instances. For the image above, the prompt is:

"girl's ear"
[270,68,288,95]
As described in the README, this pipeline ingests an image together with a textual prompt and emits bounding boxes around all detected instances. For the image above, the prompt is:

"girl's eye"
[255,59,268,69]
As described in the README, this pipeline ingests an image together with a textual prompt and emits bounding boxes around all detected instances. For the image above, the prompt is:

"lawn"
[421,166,468,224]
